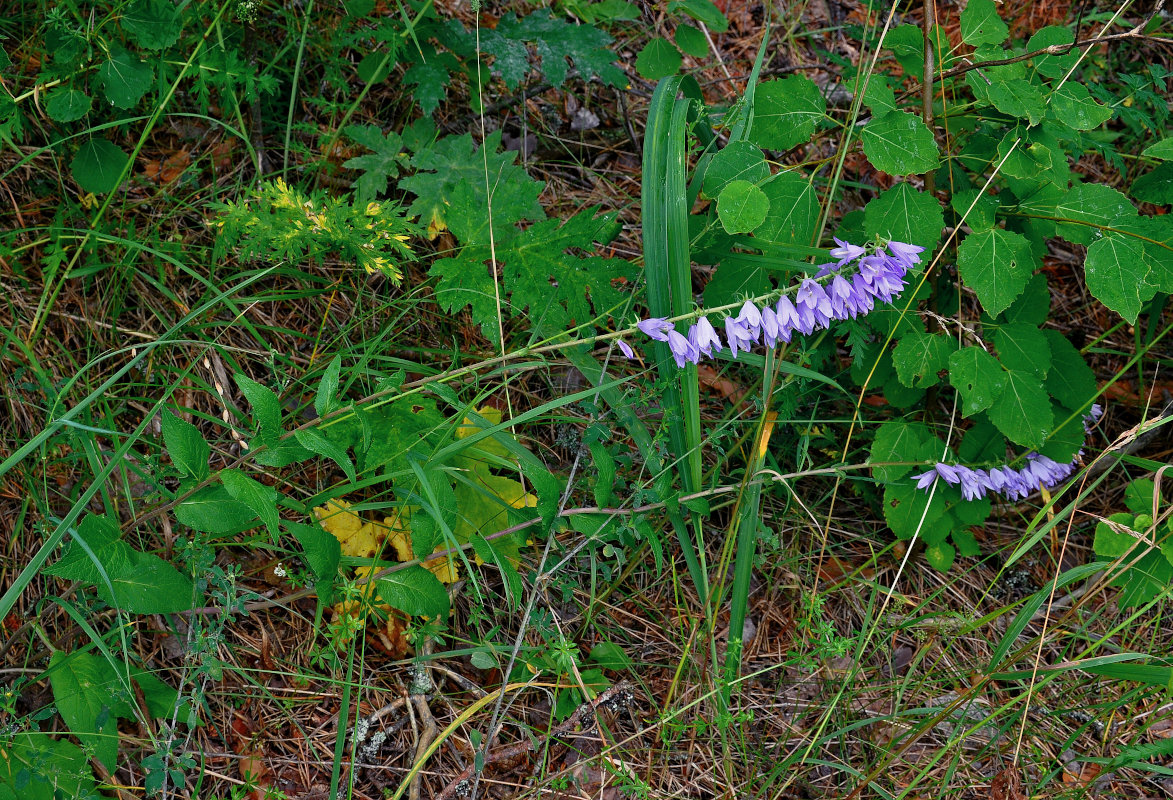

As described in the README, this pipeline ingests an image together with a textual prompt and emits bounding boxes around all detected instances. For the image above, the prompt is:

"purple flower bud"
[735,300,763,341]
[934,463,961,485]
[775,295,800,334]
[828,274,857,319]
[637,317,673,342]
[724,316,754,359]
[666,328,699,368]
[617,339,635,359]
[760,306,781,347]
[912,469,938,490]
[814,262,839,278]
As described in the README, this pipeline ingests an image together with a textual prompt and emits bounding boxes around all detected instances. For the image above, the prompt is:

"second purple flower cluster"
[621,239,924,367]
[911,405,1103,502]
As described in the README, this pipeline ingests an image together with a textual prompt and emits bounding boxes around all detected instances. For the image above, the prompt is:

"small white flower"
[273,563,287,578]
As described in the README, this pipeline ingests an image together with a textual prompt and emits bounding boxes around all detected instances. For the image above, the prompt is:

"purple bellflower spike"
[637,317,673,342]
[827,274,857,319]
[693,315,723,357]
[797,279,834,321]
[955,466,987,501]
[887,240,925,270]
[666,328,699,368]
[830,237,866,266]
[617,339,635,359]
[851,273,877,313]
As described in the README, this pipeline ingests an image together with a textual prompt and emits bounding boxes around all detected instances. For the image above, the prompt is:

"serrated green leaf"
[675,23,709,58]
[44,87,91,122]
[702,141,769,197]
[1131,163,1173,205]
[1028,26,1078,78]
[925,541,956,571]
[749,75,825,151]
[162,412,209,481]
[956,228,1035,316]
[1041,329,1096,410]
[49,650,129,771]
[122,0,182,49]
[755,170,819,245]
[97,45,153,109]
[1142,138,1173,161]
[636,37,681,80]
[983,79,1046,125]
[44,514,133,585]
[884,481,947,540]
[589,641,632,671]
[948,346,1007,416]
[951,189,999,231]
[287,520,341,590]
[988,369,1052,448]
[220,468,281,540]
[995,323,1051,378]
[1051,184,1137,245]
[0,732,97,800]
[1125,479,1157,515]
[885,24,925,77]
[378,566,450,617]
[175,484,261,533]
[716,180,768,234]
[863,183,944,252]
[893,331,954,388]
[99,550,196,613]
[234,372,283,445]
[342,125,408,203]
[1050,84,1112,130]
[862,78,897,115]
[481,10,625,89]
[1037,404,1086,463]
[71,138,129,194]
[1085,232,1154,323]
[958,421,1006,464]
[961,0,1008,46]
[403,50,459,115]
[998,272,1050,324]
[870,421,942,482]
[861,110,940,175]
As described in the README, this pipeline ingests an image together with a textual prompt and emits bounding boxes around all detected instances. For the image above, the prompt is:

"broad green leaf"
[948,346,1007,416]
[122,0,183,49]
[161,412,209,481]
[1041,330,1096,410]
[675,24,709,58]
[403,50,460,115]
[49,650,132,770]
[44,514,132,584]
[1130,163,1173,205]
[703,256,770,307]
[97,45,153,109]
[716,180,768,234]
[234,372,283,444]
[1051,184,1137,245]
[377,565,450,617]
[356,50,391,84]
[996,127,1068,196]
[294,428,356,483]
[589,641,633,671]
[749,75,825,151]
[863,183,944,252]
[956,228,1035,316]
[128,667,183,720]
[861,110,940,175]
[343,125,408,203]
[472,532,523,607]
[1028,26,1078,78]
[668,0,729,32]
[44,87,91,122]
[1038,404,1087,463]
[885,24,925,77]
[480,10,626,89]
[1049,84,1112,130]
[988,369,1052,449]
[0,732,97,800]
[961,0,1008,46]
[287,520,342,584]
[572,0,640,22]
[636,37,681,80]
[869,421,942,482]
[924,541,955,571]
[702,141,769,197]
[951,189,999,231]
[983,79,1046,125]
[862,78,897,115]
[995,323,1051,378]
[892,331,954,388]
[755,170,819,245]
[952,529,982,557]
[1085,232,1153,323]
[99,550,197,613]
[958,421,1006,464]
[998,272,1050,324]
[1142,138,1173,161]
[1125,479,1157,516]
[588,442,616,508]
[883,481,947,541]
[71,138,129,194]
[174,484,258,533]
[314,354,342,418]
[221,468,281,540]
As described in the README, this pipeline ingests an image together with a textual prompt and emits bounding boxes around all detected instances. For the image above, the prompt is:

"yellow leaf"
[382,510,461,583]
[314,499,388,559]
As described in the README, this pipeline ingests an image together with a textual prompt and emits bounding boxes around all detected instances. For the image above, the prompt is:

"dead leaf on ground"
[990,766,1025,800]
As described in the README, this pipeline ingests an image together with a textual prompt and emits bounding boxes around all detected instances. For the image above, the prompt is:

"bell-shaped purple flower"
[887,240,925,270]
[693,315,723,357]
[724,316,755,358]
[775,295,800,338]
[912,469,938,490]
[735,300,763,342]
[814,262,839,279]
[830,237,866,266]
[760,306,782,347]
[617,339,635,359]
[666,328,699,368]
[637,317,673,342]
[828,274,858,319]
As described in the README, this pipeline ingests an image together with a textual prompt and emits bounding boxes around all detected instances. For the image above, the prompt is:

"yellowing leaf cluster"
[313,498,457,584]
